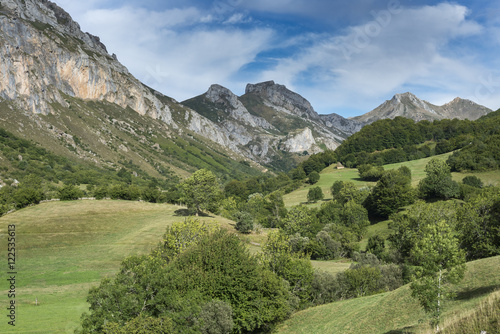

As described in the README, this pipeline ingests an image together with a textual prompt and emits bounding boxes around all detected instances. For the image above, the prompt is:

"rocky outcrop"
[320,113,363,136]
[184,83,347,163]
[245,81,320,120]
[353,92,492,124]
[281,128,317,153]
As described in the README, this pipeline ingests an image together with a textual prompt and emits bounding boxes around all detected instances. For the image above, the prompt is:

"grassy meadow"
[277,256,500,334]
[1,153,499,333]
[283,152,500,208]
[0,200,236,333]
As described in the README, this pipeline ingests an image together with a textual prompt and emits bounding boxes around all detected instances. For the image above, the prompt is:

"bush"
[58,184,83,201]
[235,211,253,234]
[366,235,385,258]
[308,171,320,184]
[461,175,483,188]
[307,186,324,203]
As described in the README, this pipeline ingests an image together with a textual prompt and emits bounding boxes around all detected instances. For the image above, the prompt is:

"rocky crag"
[0,0,360,170]
[183,81,352,163]
[353,92,492,124]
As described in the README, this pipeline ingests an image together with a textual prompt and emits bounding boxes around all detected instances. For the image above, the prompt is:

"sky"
[53,0,500,117]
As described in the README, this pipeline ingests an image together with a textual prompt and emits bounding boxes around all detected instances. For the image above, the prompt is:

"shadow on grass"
[173,209,212,217]
[455,284,500,301]
[384,325,416,334]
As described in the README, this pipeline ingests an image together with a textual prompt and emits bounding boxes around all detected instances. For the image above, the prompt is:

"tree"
[410,220,466,332]
[419,158,460,200]
[368,169,416,218]
[58,184,84,201]
[307,186,324,203]
[235,211,253,234]
[366,235,385,258]
[260,230,314,308]
[461,175,483,188]
[180,169,221,215]
[80,225,292,334]
[308,171,320,184]
[456,192,500,260]
[333,181,368,205]
[340,201,370,240]
[281,205,321,238]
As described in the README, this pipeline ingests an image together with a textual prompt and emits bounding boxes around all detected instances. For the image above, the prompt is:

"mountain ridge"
[352,92,492,124]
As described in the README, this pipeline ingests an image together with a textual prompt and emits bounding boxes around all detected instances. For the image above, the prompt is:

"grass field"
[0,200,236,334]
[277,256,500,334]
[283,152,500,207]
[0,200,351,333]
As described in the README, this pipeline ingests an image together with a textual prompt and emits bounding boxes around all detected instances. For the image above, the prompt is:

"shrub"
[307,186,324,203]
[235,211,253,234]
[308,171,320,184]
[58,184,83,201]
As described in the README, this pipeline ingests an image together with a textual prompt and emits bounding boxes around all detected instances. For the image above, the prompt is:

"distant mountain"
[352,92,492,124]
[183,81,350,166]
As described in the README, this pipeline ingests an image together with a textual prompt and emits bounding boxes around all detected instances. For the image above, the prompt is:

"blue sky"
[54,0,500,117]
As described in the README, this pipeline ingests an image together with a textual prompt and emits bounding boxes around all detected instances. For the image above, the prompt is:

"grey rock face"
[320,113,363,136]
[353,92,492,124]
[245,81,320,120]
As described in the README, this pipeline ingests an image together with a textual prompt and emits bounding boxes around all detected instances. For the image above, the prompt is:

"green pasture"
[284,152,499,207]
[0,200,234,333]
[278,256,500,334]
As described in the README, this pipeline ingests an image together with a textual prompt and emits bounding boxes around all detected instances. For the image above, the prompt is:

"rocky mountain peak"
[245,81,319,120]
[353,92,492,125]
[0,0,107,54]
[206,84,239,109]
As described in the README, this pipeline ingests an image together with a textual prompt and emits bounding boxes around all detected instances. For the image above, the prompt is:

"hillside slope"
[0,200,237,333]
[278,256,500,334]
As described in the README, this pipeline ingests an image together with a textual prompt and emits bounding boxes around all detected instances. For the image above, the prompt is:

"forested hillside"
[334,110,500,170]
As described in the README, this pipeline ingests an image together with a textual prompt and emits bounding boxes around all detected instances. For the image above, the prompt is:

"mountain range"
[0,0,494,177]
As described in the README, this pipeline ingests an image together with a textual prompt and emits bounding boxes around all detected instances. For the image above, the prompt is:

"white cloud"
[74,5,273,100]
[257,3,493,115]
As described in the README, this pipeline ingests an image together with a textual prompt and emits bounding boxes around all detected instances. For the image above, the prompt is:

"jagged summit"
[0,0,108,54]
[353,92,491,124]
[245,81,319,121]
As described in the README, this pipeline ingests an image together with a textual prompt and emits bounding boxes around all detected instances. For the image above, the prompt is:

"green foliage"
[389,200,459,263]
[410,220,466,331]
[180,169,222,215]
[333,181,369,205]
[447,135,500,172]
[358,164,385,181]
[419,158,460,200]
[368,168,416,218]
[281,205,321,238]
[461,175,483,188]
[366,235,385,258]
[235,211,254,234]
[260,230,314,309]
[102,315,174,334]
[307,171,320,184]
[307,186,324,203]
[340,201,370,240]
[58,184,84,201]
[334,116,483,167]
[80,223,293,334]
[197,300,234,334]
[456,192,500,260]
[155,218,217,261]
